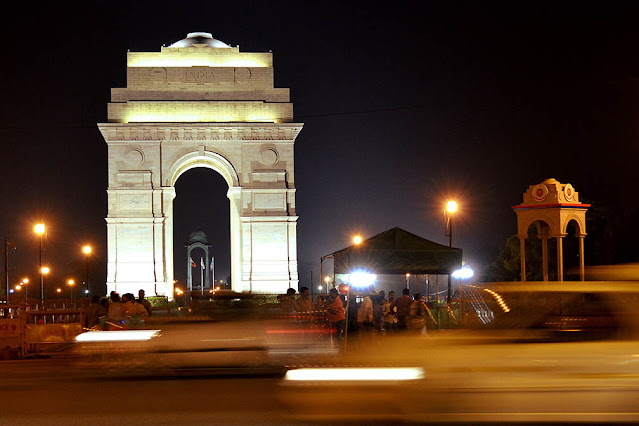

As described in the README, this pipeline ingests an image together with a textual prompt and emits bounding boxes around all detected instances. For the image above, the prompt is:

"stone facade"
[98,33,302,298]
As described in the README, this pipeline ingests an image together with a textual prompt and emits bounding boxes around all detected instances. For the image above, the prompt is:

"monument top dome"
[169,32,231,48]
[187,228,209,245]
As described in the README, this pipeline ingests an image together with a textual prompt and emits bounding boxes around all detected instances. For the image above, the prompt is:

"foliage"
[484,226,557,282]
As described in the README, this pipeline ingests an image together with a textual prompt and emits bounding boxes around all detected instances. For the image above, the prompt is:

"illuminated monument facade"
[98,33,302,298]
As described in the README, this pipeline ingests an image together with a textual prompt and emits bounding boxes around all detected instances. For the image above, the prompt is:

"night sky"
[1,1,638,294]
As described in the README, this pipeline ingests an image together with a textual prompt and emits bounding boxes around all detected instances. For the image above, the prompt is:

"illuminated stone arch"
[561,214,586,237]
[168,150,240,188]
[99,33,303,299]
[512,178,590,281]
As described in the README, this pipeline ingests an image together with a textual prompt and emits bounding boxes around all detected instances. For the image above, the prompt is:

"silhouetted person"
[137,289,152,316]
[394,288,413,330]
[84,295,107,329]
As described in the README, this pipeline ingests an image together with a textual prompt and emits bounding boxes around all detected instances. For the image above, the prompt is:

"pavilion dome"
[187,228,209,245]
[169,32,231,48]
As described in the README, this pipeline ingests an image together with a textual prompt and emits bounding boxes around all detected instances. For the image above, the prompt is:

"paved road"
[0,359,294,425]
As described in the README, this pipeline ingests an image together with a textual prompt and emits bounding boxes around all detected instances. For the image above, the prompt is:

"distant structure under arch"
[512,178,590,281]
[186,229,211,292]
[99,32,302,299]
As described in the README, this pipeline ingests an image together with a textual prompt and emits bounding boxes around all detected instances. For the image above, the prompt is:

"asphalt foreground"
[0,358,291,425]
[1,354,637,425]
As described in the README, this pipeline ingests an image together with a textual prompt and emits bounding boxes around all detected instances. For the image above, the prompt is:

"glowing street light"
[446,200,458,214]
[34,222,46,301]
[405,272,411,290]
[353,235,363,245]
[324,275,330,294]
[82,245,91,296]
[68,279,75,299]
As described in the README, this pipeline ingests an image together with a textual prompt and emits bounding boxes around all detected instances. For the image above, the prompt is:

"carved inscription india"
[149,67,252,84]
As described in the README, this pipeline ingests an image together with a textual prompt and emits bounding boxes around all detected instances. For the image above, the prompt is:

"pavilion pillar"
[519,236,526,282]
[556,237,564,281]
[541,233,548,282]
[579,236,585,281]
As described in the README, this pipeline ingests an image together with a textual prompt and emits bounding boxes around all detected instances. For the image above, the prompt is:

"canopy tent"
[330,227,463,275]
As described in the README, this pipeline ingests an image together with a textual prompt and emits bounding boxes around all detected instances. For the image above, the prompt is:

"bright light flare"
[67,279,75,286]
[56,288,62,293]
[83,245,92,255]
[284,367,424,382]
[34,223,45,235]
[344,270,377,288]
[446,200,458,214]
[22,278,29,284]
[41,267,50,274]
[76,330,160,342]
[353,235,363,245]
[452,266,474,279]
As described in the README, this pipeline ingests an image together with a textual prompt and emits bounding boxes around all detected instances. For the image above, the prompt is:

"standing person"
[315,295,327,311]
[137,289,152,317]
[394,288,413,330]
[122,293,149,321]
[327,288,345,343]
[357,294,374,339]
[108,293,124,328]
[408,293,438,335]
[384,291,398,333]
[372,295,385,334]
[297,286,313,313]
[84,295,107,329]
[280,288,298,315]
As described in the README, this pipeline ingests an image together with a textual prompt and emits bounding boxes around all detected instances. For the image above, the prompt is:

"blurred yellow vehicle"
[280,281,639,423]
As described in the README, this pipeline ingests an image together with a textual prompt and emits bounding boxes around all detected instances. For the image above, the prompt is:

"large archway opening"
[173,168,231,291]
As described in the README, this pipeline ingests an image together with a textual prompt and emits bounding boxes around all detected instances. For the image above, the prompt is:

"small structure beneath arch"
[186,228,211,293]
[512,178,590,281]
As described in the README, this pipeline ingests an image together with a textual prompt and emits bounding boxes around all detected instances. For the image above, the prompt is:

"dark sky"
[1,1,638,294]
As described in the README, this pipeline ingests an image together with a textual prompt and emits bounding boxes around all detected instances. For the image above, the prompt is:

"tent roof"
[330,227,463,275]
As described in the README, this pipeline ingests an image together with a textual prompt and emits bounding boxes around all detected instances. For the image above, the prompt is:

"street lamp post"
[445,201,458,303]
[21,278,29,300]
[68,279,75,299]
[34,223,45,301]
[40,266,50,300]
[83,245,91,296]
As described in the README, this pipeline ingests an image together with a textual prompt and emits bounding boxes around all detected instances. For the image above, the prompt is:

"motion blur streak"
[284,367,424,382]
[75,330,160,342]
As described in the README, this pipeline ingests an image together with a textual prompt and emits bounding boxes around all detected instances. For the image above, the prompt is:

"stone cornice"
[98,122,303,142]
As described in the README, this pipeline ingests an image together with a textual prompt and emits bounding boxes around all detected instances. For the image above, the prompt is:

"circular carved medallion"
[532,184,548,202]
[259,148,278,166]
[564,183,575,201]
[125,149,144,166]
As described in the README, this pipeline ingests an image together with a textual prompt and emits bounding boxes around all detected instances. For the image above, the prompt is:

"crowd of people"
[279,286,439,343]
[83,289,153,330]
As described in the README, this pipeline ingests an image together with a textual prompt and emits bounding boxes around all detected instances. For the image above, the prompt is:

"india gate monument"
[98,32,302,298]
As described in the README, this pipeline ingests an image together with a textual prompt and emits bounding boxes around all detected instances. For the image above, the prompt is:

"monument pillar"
[519,236,526,282]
